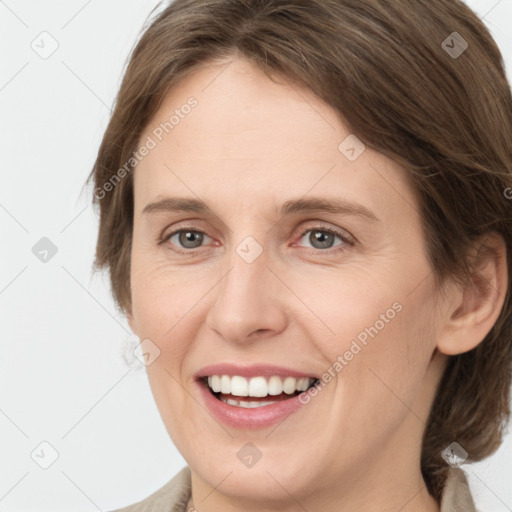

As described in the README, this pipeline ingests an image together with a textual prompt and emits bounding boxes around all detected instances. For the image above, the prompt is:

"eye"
[294,226,354,252]
[159,224,354,255]
[160,228,214,252]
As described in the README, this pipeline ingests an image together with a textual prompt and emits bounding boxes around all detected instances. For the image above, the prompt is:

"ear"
[436,232,508,355]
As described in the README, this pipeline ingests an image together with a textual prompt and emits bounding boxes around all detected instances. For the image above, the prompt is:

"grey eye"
[170,230,210,249]
[298,229,344,250]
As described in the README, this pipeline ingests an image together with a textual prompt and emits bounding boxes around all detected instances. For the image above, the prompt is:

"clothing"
[109,465,477,511]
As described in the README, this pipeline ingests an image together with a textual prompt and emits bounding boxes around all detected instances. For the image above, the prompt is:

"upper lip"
[195,363,319,380]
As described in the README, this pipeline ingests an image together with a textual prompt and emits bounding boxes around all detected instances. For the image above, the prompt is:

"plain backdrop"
[0,0,511,510]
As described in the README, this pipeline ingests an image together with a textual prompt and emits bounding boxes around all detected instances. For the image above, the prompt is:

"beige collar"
[115,465,476,511]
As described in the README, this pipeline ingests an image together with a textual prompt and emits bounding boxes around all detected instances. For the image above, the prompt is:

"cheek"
[304,266,436,398]
[341,293,436,424]
[130,256,207,337]
[286,265,402,348]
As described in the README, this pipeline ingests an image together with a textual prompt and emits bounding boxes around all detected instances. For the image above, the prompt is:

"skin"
[127,57,507,512]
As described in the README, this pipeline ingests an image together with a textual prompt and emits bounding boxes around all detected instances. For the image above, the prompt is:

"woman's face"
[128,57,448,508]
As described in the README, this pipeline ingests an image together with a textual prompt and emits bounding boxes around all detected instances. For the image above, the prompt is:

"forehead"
[134,58,416,221]
[143,59,341,159]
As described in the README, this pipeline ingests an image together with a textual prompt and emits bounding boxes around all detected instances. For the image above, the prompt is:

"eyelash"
[293,226,354,254]
[158,224,355,255]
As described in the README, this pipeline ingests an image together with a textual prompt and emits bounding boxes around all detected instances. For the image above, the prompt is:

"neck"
[186,465,440,512]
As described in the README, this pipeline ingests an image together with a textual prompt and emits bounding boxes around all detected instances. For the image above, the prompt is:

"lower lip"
[196,380,309,429]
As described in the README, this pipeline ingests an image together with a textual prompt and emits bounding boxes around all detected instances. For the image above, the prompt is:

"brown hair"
[87,0,512,502]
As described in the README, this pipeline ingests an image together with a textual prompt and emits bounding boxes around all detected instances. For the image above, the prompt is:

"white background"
[0,0,511,510]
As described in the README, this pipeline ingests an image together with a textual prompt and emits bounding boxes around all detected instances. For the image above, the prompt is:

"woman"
[88,0,512,510]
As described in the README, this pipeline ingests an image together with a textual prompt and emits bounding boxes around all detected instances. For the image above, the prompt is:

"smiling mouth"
[201,375,320,408]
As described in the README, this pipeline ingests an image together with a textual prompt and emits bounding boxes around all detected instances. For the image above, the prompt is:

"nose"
[205,242,288,344]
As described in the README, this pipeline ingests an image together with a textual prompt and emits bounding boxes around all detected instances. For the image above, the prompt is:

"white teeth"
[231,375,249,396]
[282,377,297,394]
[248,376,268,397]
[220,375,231,394]
[268,376,283,395]
[220,397,277,408]
[296,377,310,392]
[208,375,221,393]
[206,374,315,397]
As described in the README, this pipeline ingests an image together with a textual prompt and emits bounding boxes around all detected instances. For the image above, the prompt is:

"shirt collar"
[175,465,477,511]
[440,467,477,511]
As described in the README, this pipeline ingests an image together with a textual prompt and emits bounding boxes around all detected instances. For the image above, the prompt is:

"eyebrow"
[142,196,379,223]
